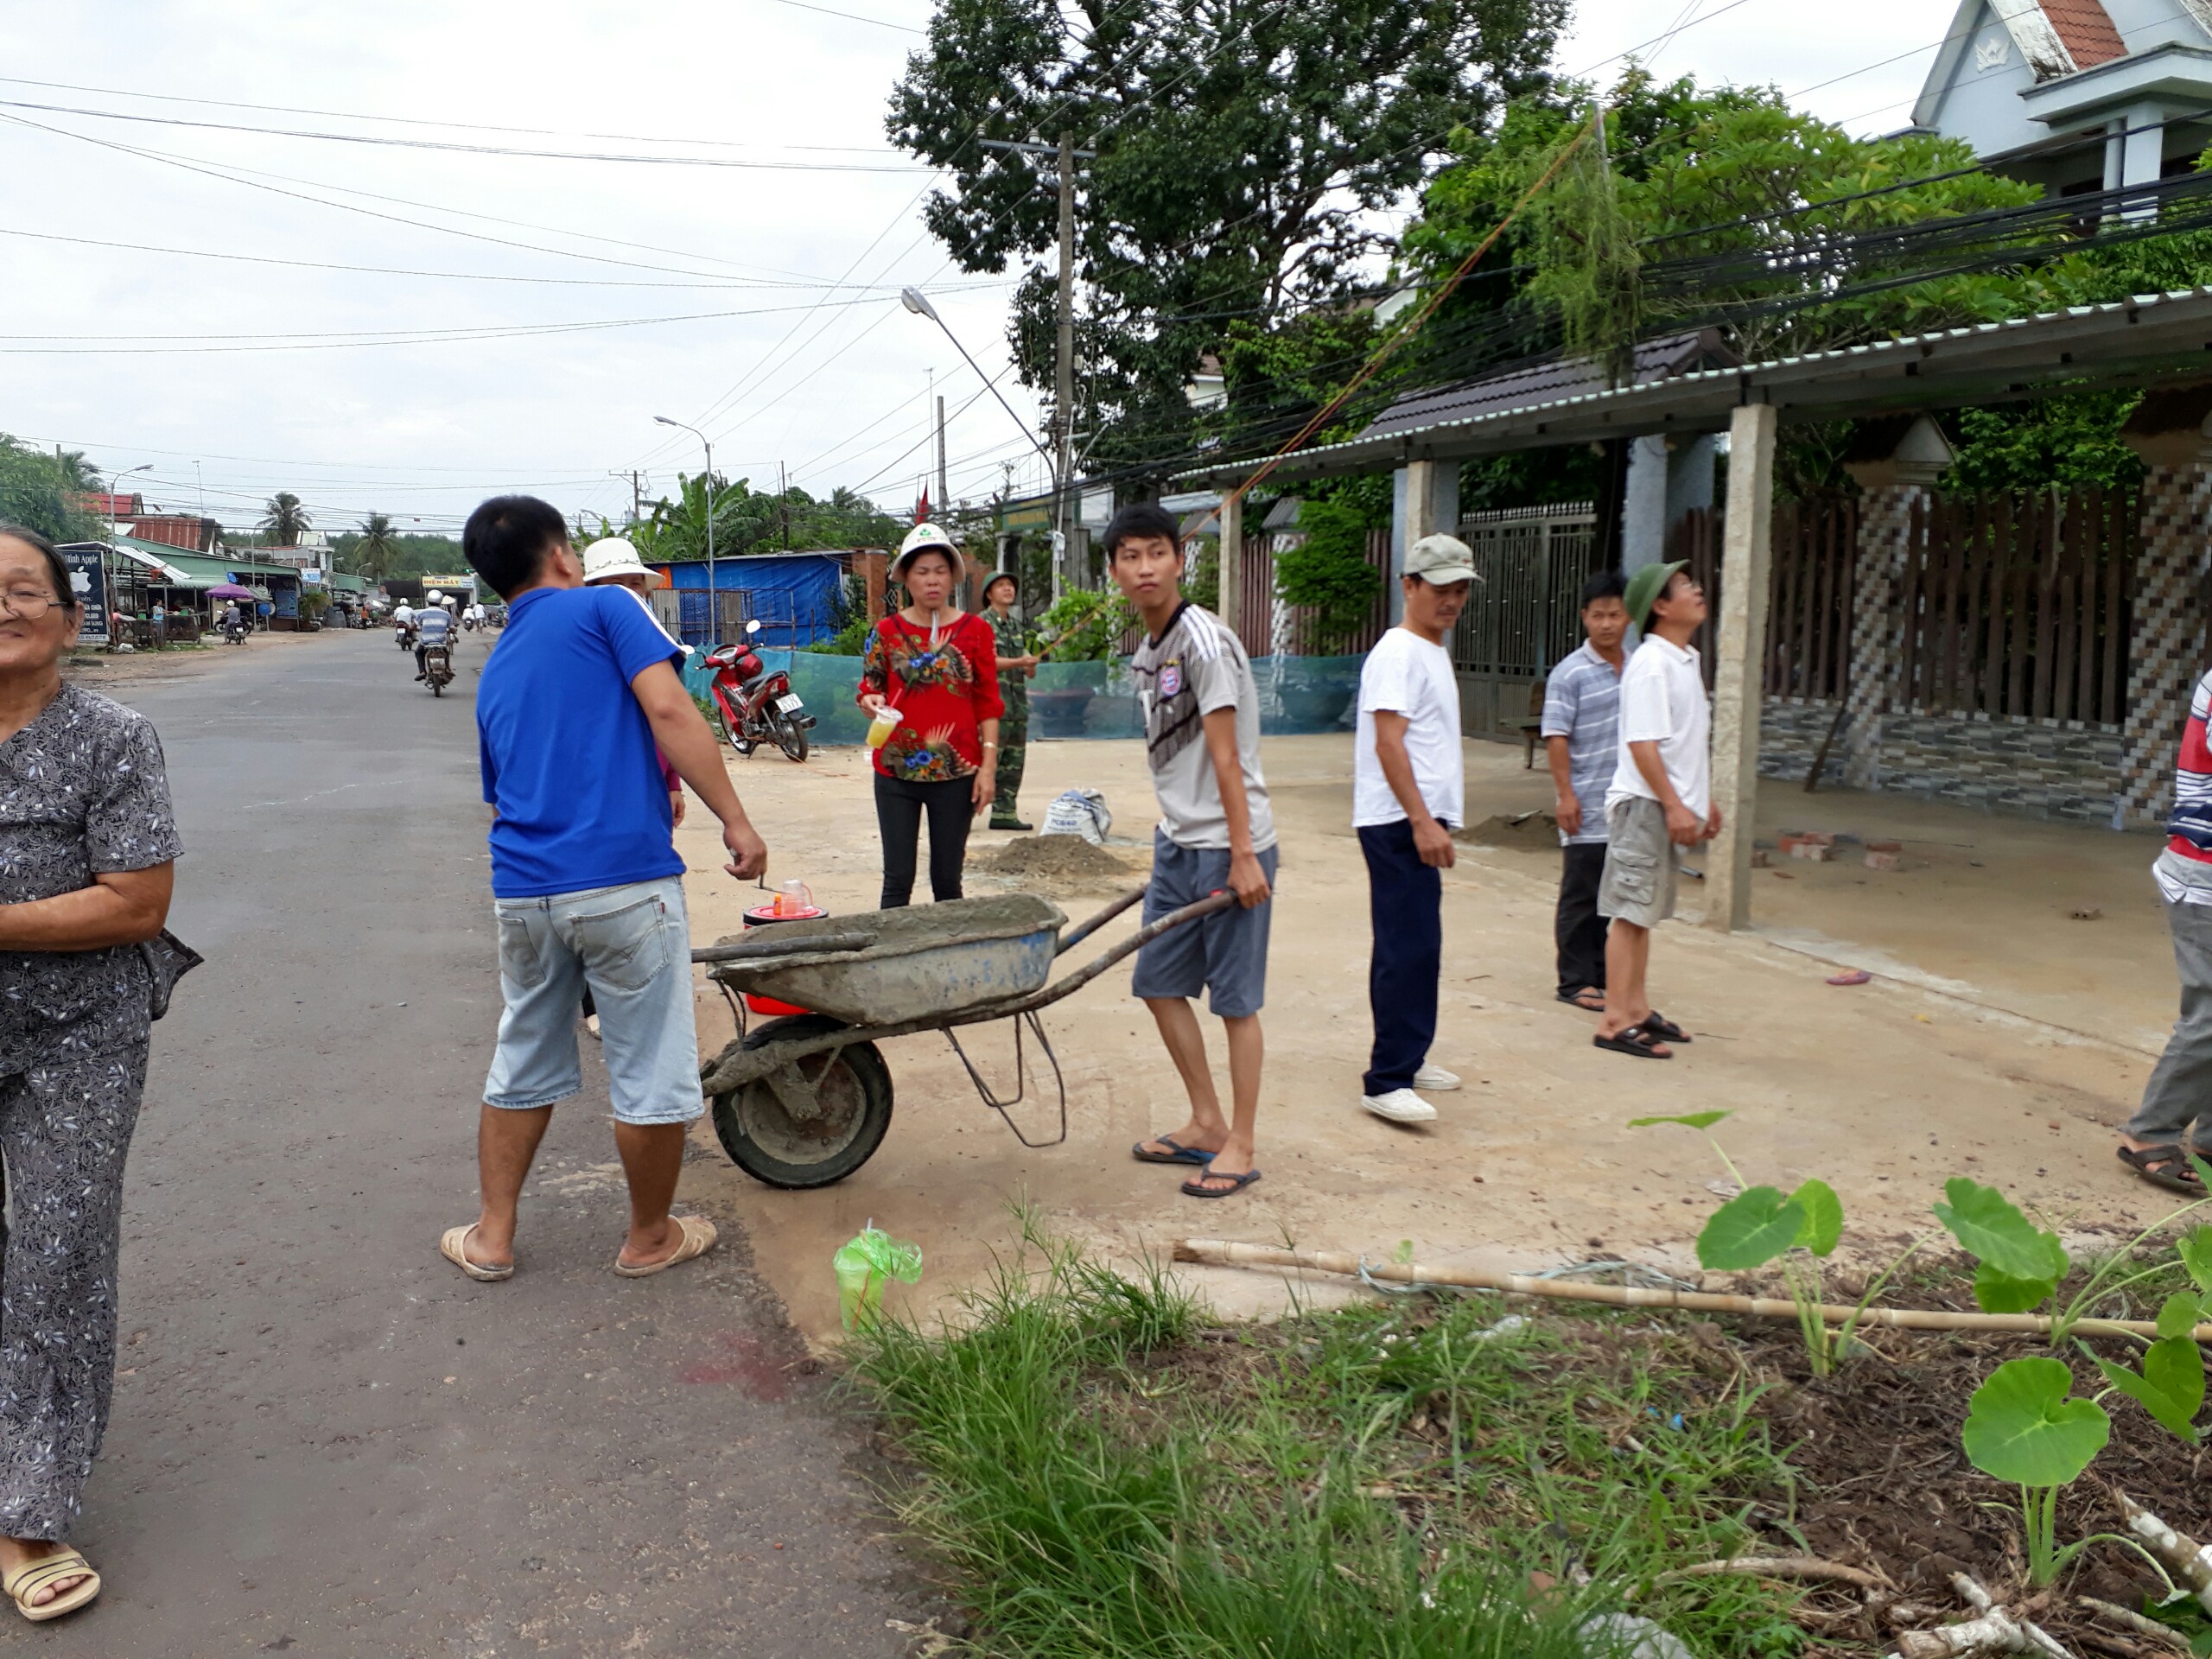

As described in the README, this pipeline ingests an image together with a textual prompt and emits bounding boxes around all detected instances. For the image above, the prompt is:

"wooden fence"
[1898,489,2131,725]
[1664,497,1857,699]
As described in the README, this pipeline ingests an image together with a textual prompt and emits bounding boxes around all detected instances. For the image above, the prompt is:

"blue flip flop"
[1133,1135,1215,1166]
[1181,1167,1262,1198]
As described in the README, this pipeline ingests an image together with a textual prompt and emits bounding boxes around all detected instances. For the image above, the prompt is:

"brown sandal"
[2118,1143,2206,1195]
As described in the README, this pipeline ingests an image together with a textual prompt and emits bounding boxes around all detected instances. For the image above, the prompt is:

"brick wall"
[1758,696,2123,823]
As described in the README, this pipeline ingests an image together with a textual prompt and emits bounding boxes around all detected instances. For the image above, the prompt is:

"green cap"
[1624,559,1688,632]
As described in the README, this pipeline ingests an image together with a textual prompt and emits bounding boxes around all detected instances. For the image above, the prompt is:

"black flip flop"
[2118,1143,2206,1195]
[1593,1024,1672,1060]
[1133,1135,1215,1166]
[1643,1012,1691,1045]
[1182,1167,1262,1198]
[1556,988,1605,1012]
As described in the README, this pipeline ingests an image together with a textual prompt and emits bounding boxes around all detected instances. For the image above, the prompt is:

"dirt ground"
[63,626,348,686]
[672,732,2183,1345]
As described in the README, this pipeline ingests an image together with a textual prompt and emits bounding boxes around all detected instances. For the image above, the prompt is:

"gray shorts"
[1598,797,1679,929]
[1130,831,1277,1019]
[485,877,702,1126]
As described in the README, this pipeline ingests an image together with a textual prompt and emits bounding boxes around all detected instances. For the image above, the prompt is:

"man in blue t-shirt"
[441,494,768,1287]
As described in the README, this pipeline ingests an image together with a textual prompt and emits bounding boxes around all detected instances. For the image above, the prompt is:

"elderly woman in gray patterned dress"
[0,524,182,1622]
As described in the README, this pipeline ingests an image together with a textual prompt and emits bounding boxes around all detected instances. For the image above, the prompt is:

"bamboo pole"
[1171,1241,2212,1344]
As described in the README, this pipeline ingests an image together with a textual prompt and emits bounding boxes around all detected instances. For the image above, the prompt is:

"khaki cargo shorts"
[1597,796,1680,928]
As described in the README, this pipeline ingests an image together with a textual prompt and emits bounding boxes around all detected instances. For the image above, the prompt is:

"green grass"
[849,1225,1809,1658]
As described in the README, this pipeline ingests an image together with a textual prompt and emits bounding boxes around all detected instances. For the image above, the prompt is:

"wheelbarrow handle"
[690,931,874,965]
[1039,889,1237,1001]
[1055,887,1146,956]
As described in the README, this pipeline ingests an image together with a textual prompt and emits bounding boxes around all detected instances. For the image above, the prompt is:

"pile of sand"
[976,835,1134,882]
[1455,811,1559,851]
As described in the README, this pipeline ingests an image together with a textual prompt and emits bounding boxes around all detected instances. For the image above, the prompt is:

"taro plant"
[1934,1176,2212,1344]
[1632,1111,1913,1376]
[1961,1355,2111,1587]
[2084,1225,2212,1446]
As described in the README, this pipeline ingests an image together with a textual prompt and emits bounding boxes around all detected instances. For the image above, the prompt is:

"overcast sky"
[0,0,1942,538]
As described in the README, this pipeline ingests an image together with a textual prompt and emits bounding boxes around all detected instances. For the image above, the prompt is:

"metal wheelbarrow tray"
[691,887,1231,1190]
[701,894,1067,1027]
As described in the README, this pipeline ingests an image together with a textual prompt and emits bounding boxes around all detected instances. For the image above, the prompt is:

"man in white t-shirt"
[1351,533,1474,1124]
[1593,560,1716,1060]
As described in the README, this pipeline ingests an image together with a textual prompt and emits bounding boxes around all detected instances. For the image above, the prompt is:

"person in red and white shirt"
[2122,667,2212,1192]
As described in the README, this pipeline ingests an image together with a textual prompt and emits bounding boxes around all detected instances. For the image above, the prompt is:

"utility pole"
[779,461,790,550]
[1054,128,1077,593]
[935,393,949,524]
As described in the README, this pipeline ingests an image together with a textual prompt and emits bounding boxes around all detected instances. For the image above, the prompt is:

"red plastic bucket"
[740,901,824,1017]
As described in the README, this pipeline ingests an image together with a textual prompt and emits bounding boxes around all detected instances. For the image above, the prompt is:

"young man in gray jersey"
[1109,503,1275,1200]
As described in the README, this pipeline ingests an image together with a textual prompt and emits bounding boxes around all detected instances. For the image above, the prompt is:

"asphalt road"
[18,631,921,1656]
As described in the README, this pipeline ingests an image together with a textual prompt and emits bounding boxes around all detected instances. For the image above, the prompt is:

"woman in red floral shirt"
[857,524,1004,907]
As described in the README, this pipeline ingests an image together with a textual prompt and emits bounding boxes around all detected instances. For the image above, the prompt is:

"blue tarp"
[654,553,844,648]
[779,652,1369,745]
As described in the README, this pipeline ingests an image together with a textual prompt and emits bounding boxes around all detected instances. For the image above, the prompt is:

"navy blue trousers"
[1360,819,1444,1096]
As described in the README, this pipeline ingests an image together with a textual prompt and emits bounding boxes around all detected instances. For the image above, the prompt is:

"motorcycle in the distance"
[220,617,250,645]
[395,620,415,650]
[705,620,812,762]
[421,642,454,697]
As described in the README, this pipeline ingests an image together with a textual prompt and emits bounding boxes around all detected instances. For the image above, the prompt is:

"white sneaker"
[585,1013,601,1041]
[1362,1089,1438,1124]
[1414,1064,1462,1092]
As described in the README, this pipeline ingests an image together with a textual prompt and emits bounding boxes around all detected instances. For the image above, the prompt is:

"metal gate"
[1450,503,1597,741]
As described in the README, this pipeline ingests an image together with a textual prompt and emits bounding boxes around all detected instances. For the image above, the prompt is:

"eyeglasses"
[0,588,62,619]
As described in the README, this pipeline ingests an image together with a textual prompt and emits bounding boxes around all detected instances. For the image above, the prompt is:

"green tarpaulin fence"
[774,652,1370,744]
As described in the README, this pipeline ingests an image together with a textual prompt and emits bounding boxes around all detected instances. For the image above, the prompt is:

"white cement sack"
[1039,788,1111,845]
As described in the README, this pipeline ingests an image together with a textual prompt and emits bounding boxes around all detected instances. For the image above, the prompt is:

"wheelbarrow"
[690,887,1234,1189]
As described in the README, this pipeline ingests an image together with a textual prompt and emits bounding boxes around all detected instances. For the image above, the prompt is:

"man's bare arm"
[1201,707,1270,907]
[630,660,767,878]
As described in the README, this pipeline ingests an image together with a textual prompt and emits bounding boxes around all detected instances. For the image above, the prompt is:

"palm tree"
[353,512,398,580]
[260,492,311,547]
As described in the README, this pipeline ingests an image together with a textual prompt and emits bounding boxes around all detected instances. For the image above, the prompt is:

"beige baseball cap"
[1404,533,1478,586]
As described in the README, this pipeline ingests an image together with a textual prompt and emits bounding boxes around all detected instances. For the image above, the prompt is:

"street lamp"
[899,287,1056,474]
[107,463,151,539]
[653,415,714,570]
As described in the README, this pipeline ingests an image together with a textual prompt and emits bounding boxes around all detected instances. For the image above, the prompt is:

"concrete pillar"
[1389,460,1459,625]
[2118,384,2212,825]
[2120,102,2166,220]
[1217,489,1244,648]
[1839,415,1953,789]
[1705,401,1777,934]
[1620,435,1669,573]
[1667,435,1716,525]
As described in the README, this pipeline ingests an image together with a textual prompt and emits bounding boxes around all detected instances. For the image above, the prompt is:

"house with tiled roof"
[1910,0,2212,195]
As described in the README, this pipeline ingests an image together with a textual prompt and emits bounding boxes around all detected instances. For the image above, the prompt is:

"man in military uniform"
[982,571,1038,830]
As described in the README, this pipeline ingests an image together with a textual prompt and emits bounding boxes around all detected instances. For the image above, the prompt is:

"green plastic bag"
[833,1224,922,1332]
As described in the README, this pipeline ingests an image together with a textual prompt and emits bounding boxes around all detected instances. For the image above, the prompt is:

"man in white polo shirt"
[1352,533,1475,1124]
[1592,559,1715,1061]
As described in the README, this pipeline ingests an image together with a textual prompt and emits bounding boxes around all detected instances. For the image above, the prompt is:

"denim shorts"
[484,876,702,1126]
[1129,831,1278,1019]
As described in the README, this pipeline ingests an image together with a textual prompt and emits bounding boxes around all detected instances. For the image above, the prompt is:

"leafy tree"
[0,434,100,542]
[888,0,1566,482]
[1403,71,2044,374]
[325,530,467,580]
[259,491,311,547]
[1274,494,1380,649]
[631,474,904,563]
[351,512,400,580]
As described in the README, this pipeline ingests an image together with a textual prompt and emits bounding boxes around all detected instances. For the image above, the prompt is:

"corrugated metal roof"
[1175,285,2212,486]
[1360,329,1738,442]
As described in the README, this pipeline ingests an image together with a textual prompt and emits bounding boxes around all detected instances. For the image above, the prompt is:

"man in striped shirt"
[1541,571,1629,1014]
[2122,665,2212,1193]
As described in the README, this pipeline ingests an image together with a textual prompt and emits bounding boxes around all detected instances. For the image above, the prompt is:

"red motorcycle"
[706,620,813,763]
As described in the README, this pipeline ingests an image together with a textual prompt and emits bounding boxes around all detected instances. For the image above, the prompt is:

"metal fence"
[1447,502,1598,740]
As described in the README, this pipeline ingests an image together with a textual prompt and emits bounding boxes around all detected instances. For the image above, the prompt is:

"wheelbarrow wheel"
[709,1014,893,1189]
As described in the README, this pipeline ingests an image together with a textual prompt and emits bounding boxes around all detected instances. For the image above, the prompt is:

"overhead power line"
[0,98,929,171]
